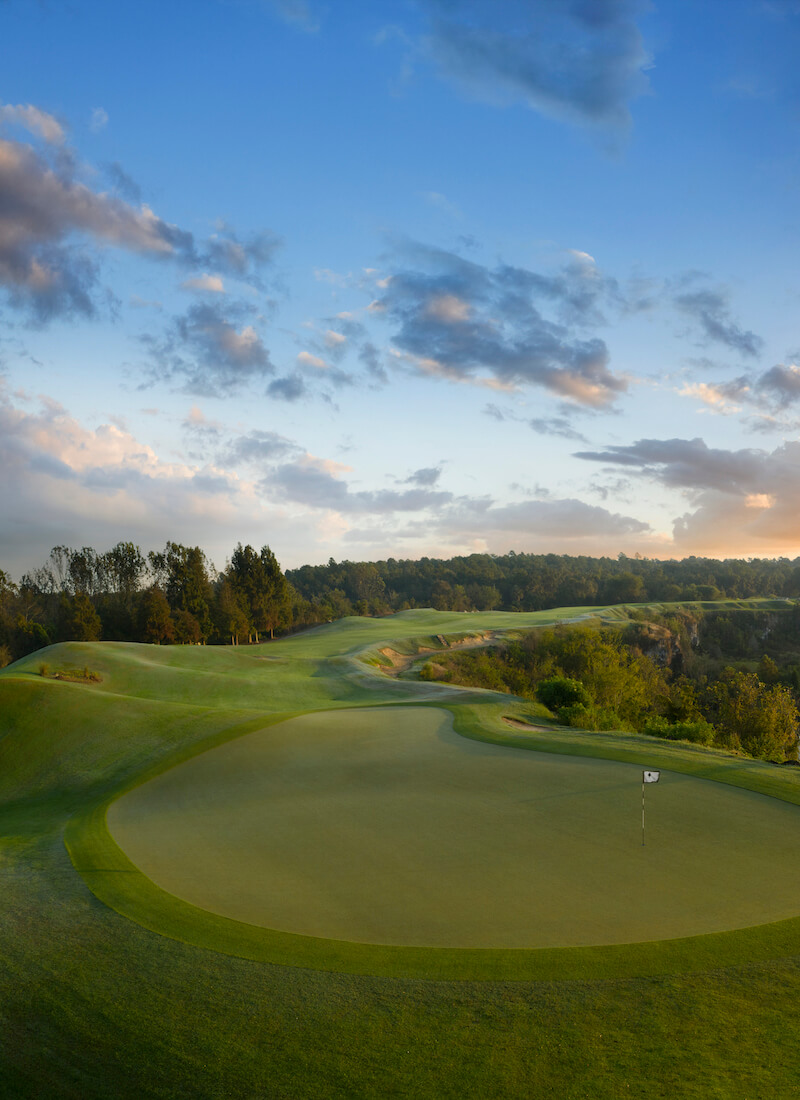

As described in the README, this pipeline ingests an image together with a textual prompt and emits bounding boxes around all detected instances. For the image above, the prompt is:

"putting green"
[108,706,800,949]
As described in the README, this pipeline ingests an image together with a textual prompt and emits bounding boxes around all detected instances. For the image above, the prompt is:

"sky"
[3,0,800,577]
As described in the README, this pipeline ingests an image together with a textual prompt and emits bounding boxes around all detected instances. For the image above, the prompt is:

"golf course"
[4,605,800,1097]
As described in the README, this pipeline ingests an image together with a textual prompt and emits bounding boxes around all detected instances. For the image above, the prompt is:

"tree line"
[286,551,800,616]
[6,542,800,673]
[0,541,309,666]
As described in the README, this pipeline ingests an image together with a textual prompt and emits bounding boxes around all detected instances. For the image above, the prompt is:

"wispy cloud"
[264,454,454,513]
[416,0,650,133]
[141,301,274,396]
[267,373,307,401]
[674,285,763,358]
[402,466,443,487]
[0,102,65,143]
[677,378,750,415]
[267,0,320,32]
[181,273,226,294]
[90,107,109,133]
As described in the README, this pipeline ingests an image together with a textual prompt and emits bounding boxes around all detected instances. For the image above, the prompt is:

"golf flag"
[643,770,660,783]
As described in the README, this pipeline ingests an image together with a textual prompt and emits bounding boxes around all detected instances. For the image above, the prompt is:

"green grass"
[4,604,800,1097]
[104,705,800,952]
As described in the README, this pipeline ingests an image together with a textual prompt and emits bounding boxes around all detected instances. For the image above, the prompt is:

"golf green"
[108,706,800,949]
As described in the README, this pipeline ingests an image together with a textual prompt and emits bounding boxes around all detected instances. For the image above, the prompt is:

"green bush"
[537,676,592,711]
[644,716,715,745]
[557,702,623,731]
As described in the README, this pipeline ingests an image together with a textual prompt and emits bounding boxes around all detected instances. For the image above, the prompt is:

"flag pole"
[641,770,660,846]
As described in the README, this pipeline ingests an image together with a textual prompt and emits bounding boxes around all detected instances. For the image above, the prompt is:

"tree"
[101,542,147,600]
[226,544,291,642]
[149,543,213,641]
[172,609,202,645]
[57,593,102,642]
[710,668,799,760]
[215,579,251,645]
[139,588,174,645]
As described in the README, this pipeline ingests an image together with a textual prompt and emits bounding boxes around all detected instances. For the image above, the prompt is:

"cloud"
[142,302,274,395]
[182,404,223,438]
[0,134,196,320]
[574,436,771,494]
[265,454,454,513]
[0,386,340,577]
[259,450,650,560]
[181,273,226,294]
[267,373,307,401]
[678,378,750,415]
[422,190,462,218]
[359,341,388,384]
[527,416,590,442]
[104,161,143,203]
[293,348,354,391]
[0,115,281,322]
[218,429,301,467]
[402,466,443,487]
[323,329,347,349]
[90,107,109,133]
[268,0,320,31]
[756,363,800,408]
[417,0,650,132]
[297,350,327,369]
[200,227,281,281]
[0,102,65,143]
[0,390,233,566]
[674,287,763,357]
[571,432,800,552]
[436,495,650,540]
[371,242,627,407]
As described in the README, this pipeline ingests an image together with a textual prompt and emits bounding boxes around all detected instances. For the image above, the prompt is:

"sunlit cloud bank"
[0,386,663,576]
[576,436,800,555]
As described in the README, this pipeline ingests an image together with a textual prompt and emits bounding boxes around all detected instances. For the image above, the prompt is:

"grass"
[103,706,800,952]
[4,603,800,1097]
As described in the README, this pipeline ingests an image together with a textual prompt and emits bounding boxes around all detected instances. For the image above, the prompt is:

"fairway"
[109,705,800,949]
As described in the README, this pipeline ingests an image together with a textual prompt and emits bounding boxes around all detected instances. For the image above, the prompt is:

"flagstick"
[642,777,645,847]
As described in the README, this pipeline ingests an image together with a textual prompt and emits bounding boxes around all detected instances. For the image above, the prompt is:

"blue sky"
[3,0,800,576]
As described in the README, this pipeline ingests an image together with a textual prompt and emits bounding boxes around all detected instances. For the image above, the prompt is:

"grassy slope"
[3,604,800,1097]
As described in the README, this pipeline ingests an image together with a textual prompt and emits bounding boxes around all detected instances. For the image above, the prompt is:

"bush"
[558,702,593,727]
[558,702,623,731]
[644,716,715,745]
[537,676,592,712]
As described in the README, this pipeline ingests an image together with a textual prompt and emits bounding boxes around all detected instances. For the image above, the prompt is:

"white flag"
[643,770,660,783]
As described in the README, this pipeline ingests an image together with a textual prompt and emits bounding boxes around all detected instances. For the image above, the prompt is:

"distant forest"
[4,542,800,667]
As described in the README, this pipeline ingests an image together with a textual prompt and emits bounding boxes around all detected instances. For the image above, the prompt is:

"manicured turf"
[4,603,800,1097]
[109,705,800,949]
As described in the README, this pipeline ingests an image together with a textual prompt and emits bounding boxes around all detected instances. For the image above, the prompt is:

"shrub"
[557,703,623,731]
[537,676,592,712]
[644,716,715,745]
[558,702,592,728]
